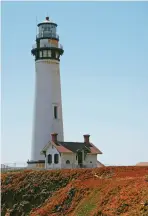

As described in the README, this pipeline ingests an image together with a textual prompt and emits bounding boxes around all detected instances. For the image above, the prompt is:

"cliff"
[1,166,148,216]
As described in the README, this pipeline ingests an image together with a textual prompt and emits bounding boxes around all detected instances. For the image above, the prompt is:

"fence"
[1,163,28,173]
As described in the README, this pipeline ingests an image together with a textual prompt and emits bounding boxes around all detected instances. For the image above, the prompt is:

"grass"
[75,189,99,216]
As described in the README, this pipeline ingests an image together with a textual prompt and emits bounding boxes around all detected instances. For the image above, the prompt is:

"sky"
[1,1,148,166]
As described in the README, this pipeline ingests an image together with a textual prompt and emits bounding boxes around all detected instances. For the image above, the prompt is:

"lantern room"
[31,17,64,61]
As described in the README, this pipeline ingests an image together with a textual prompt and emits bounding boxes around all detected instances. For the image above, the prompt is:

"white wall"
[27,163,37,168]
[27,163,44,169]
[45,144,61,169]
[84,154,98,168]
[31,59,64,161]
[61,153,77,168]
[61,152,98,169]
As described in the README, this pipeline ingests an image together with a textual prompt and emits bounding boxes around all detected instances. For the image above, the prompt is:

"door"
[77,151,83,167]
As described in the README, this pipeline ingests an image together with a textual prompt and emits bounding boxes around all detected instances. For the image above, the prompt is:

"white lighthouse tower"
[28,17,64,167]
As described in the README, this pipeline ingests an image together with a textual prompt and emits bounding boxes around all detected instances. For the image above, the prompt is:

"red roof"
[56,146,72,153]
[54,141,102,154]
[41,140,102,155]
[88,143,102,154]
[89,147,101,154]
[136,162,148,166]
[97,160,105,167]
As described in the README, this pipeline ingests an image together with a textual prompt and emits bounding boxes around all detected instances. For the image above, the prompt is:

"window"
[48,50,51,57]
[44,27,47,31]
[54,154,59,164]
[43,50,47,57]
[66,160,70,164]
[54,106,58,119]
[48,154,52,164]
[39,26,42,33]
[52,51,56,58]
[40,51,42,58]
[76,155,77,160]
[56,52,59,59]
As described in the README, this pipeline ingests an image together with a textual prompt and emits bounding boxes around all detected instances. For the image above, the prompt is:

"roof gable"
[40,141,61,154]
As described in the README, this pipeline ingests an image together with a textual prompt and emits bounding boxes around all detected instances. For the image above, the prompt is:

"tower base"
[27,160,45,168]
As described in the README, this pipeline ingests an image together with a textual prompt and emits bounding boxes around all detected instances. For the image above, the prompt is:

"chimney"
[83,134,90,144]
[51,133,58,143]
[46,16,49,21]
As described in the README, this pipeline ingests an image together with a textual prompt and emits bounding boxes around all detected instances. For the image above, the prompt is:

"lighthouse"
[29,17,64,166]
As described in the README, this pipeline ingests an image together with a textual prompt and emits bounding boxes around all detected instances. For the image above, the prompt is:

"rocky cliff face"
[1,166,148,216]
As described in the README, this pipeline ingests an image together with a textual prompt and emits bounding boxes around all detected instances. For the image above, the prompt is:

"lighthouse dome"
[42,17,55,24]
[37,16,57,27]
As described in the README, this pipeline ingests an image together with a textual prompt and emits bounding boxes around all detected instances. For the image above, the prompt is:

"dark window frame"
[54,106,58,119]
[48,154,52,164]
[52,50,56,58]
[54,154,59,164]
[66,160,70,164]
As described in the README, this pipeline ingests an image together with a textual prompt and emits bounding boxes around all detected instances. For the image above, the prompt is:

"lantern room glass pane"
[43,50,47,57]
[40,51,42,57]
[48,50,51,57]
[56,52,59,59]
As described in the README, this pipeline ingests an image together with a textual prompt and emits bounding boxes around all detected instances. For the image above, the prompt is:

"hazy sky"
[1,2,148,165]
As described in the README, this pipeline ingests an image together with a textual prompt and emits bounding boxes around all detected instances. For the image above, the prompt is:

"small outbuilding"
[41,133,103,169]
